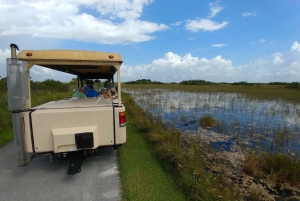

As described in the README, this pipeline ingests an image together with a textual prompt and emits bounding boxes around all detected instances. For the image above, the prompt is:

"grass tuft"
[199,115,217,128]
[244,152,300,184]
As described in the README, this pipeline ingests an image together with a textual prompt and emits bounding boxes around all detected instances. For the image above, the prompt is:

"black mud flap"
[67,133,94,175]
[67,151,85,175]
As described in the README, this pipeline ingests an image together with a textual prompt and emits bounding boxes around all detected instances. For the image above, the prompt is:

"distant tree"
[179,79,217,85]
[231,81,254,86]
[286,82,300,89]
[124,79,165,84]
[267,82,288,85]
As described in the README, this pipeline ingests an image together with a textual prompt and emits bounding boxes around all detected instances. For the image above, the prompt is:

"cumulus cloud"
[242,12,256,17]
[0,48,10,61]
[121,52,235,82]
[0,0,168,44]
[185,18,228,32]
[120,41,300,83]
[291,41,300,53]
[207,1,223,18]
[212,44,226,47]
[272,53,284,65]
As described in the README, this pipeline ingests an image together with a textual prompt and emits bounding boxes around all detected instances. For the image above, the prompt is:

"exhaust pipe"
[10,44,19,59]
[7,44,29,166]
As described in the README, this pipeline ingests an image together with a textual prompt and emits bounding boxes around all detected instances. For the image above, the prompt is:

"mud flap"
[67,151,85,175]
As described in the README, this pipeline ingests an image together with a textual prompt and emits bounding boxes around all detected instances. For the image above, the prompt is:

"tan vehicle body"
[7,45,126,167]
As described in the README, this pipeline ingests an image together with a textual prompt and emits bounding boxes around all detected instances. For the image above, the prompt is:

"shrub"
[286,82,300,89]
[31,79,69,92]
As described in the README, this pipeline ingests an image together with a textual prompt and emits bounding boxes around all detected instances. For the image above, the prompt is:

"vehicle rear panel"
[22,97,126,153]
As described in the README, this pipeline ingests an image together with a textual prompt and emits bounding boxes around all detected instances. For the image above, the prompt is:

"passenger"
[86,85,98,97]
[102,90,111,98]
[84,80,94,93]
[72,86,86,98]
[103,78,114,89]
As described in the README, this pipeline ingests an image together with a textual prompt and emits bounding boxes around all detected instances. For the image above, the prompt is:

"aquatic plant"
[199,115,217,128]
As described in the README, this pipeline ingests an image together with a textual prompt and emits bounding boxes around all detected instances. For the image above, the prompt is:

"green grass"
[0,129,14,148]
[117,122,187,201]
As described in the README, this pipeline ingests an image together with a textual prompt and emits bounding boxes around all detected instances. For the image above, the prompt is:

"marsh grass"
[120,92,238,200]
[122,83,300,103]
[244,152,300,184]
[199,115,217,128]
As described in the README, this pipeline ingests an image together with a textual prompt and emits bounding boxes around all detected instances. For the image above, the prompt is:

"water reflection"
[123,88,300,156]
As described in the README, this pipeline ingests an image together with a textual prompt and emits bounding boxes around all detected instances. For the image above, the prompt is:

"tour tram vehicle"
[6,44,126,174]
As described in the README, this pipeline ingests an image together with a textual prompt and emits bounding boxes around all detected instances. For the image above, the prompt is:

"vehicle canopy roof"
[17,50,123,80]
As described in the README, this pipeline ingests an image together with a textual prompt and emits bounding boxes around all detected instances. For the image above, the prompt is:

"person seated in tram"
[86,85,98,97]
[84,80,94,93]
[72,86,86,98]
[103,78,114,90]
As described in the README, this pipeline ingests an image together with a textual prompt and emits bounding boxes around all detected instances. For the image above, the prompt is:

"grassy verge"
[118,93,238,200]
[117,120,187,201]
[0,129,14,148]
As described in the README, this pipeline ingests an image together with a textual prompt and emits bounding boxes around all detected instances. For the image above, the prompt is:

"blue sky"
[0,0,300,83]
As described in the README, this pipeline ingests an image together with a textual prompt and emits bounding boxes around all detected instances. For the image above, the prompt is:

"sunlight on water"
[123,88,300,156]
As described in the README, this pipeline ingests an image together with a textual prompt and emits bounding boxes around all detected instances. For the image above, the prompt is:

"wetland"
[123,85,300,200]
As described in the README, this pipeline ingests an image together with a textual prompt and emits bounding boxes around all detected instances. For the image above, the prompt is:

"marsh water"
[123,88,300,156]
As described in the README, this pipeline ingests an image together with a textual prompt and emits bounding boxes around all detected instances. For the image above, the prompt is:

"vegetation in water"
[199,115,217,128]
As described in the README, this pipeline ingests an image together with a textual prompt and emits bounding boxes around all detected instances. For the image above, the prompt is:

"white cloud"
[272,53,284,65]
[207,1,223,18]
[0,48,10,61]
[242,12,256,17]
[0,0,168,44]
[122,52,235,82]
[185,18,228,32]
[291,41,300,53]
[0,48,11,78]
[211,44,226,47]
[120,41,300,83]
[260,39,266,43]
